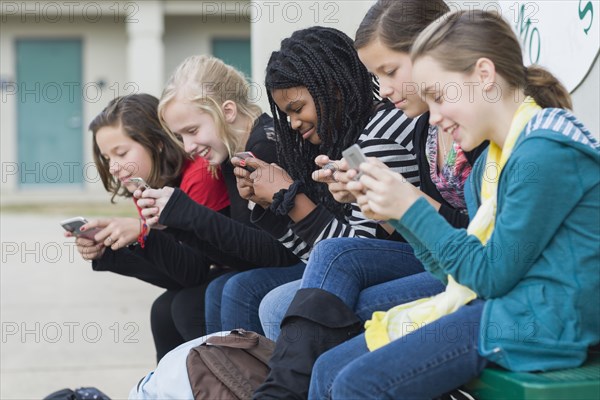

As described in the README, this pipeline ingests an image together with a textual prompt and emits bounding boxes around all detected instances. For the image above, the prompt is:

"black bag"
[186,329,275,400]
[42,387,111,400]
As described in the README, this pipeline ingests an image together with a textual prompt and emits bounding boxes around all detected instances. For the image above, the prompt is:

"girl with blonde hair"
[136,55,303,335]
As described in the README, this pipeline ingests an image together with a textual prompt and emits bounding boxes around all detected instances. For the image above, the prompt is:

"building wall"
[0,16,128,193]
[251,0,376,111]
[251,0,599,136]
[163,15,250,80]
[572,55,600,137]
[1,0,597,197]
[0,1,252,195]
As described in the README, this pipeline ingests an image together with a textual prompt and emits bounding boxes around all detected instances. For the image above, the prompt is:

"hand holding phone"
[60,217,102,241]
[342,144,368,180]
[233,151,257,172]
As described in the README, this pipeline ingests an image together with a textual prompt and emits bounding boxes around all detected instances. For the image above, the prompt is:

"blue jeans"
[204,263,306,335]
[309,299,488,399]
[259,238,446,339]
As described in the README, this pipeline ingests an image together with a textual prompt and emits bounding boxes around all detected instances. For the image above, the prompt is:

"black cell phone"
[60,217,101,241]
[234,151,257,172]
[342,144,367,180]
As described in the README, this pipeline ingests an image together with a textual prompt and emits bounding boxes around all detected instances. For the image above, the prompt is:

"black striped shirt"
[251,103,419,261]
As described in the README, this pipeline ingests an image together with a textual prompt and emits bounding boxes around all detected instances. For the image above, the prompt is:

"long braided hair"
[265,26,376,219]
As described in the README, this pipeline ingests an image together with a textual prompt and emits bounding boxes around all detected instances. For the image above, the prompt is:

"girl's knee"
[222,271,255,297]
[330,365,363,399]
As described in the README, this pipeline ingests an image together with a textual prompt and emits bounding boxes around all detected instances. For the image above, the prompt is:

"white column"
[126,0,164,97]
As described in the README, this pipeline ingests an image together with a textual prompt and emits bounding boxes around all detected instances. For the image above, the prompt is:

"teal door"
[17,39,83,186]
[212,38,252,78]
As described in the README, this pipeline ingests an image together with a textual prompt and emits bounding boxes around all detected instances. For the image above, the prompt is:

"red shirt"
[180,156,230,211]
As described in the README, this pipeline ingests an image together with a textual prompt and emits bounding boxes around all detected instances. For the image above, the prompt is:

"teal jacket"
[392,108,599,371]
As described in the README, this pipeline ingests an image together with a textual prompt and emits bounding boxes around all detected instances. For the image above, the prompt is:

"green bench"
[465,352,600,399]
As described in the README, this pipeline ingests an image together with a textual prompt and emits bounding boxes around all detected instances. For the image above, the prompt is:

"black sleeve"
[244,115,279,164]
[132,230,213,286]
[251,205,311,261]
[250,205,294,239]
[464,141,489,166]
[92,230,213,287]
[162,206,230,242]
[247,137,278,164]
[437,204,471,229]
[158,188,301,268]
[91,247,181,290]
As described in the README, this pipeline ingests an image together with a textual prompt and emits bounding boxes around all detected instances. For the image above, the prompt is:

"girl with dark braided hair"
[206,26,420,340]
[262,26,375,220]
[160,25,426,397]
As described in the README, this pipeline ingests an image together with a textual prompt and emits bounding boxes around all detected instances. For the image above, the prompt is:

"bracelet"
[133,199,149,248]
[137,219,148,248]
[269,181,305,216]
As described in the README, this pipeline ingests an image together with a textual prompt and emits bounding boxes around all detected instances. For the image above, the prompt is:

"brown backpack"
[186,329,275,400]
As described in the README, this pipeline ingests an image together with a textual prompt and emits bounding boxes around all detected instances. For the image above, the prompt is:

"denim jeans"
[309,299,488,399]
[204,263,306,335]
[205,271,237,334]
[259,238,446,340]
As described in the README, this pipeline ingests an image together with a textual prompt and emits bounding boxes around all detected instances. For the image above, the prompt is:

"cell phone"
[342,144,368,179]
[126,177,150,190]
[60,217,102,241]
[322,162,338,173]
[233,151,257,172]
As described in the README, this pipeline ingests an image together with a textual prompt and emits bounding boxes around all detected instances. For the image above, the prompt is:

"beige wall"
[0,16,128,193]
[572,55,600,137]
[251,0,376,111]
[251,0,599,136]
[163,15,250,80]
[0,1,252,195]
[1,0,597,196]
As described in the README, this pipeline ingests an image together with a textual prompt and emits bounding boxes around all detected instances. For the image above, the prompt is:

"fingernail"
[80,227,86,231]
[240,160,246,166]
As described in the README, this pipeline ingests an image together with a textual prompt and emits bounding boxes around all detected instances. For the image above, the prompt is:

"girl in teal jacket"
[310,9,599,399]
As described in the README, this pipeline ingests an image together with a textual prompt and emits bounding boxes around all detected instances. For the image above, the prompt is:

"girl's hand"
[64,231,105,260]
[312,155,356,204]
[136,187,174,229]
[84,217,142,250]
[348,159,421,221]
[244,158,293,206]
[231,157,270,209]
[74,236,106,261]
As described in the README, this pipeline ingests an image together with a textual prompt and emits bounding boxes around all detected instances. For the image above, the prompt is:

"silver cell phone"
[322,162,338,173]
[342,144,368,179]
[126,177,150,190]
[60,217,101,241]
[234,151,256,160]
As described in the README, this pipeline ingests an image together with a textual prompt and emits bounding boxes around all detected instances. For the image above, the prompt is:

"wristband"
[137,219,148,248]
[269,181,305,216]
[133,198,149,248]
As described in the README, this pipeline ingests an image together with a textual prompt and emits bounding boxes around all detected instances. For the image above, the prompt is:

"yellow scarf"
[365,98,542,351]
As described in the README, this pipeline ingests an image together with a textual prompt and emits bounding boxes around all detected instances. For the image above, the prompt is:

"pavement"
[0,212,163,399]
